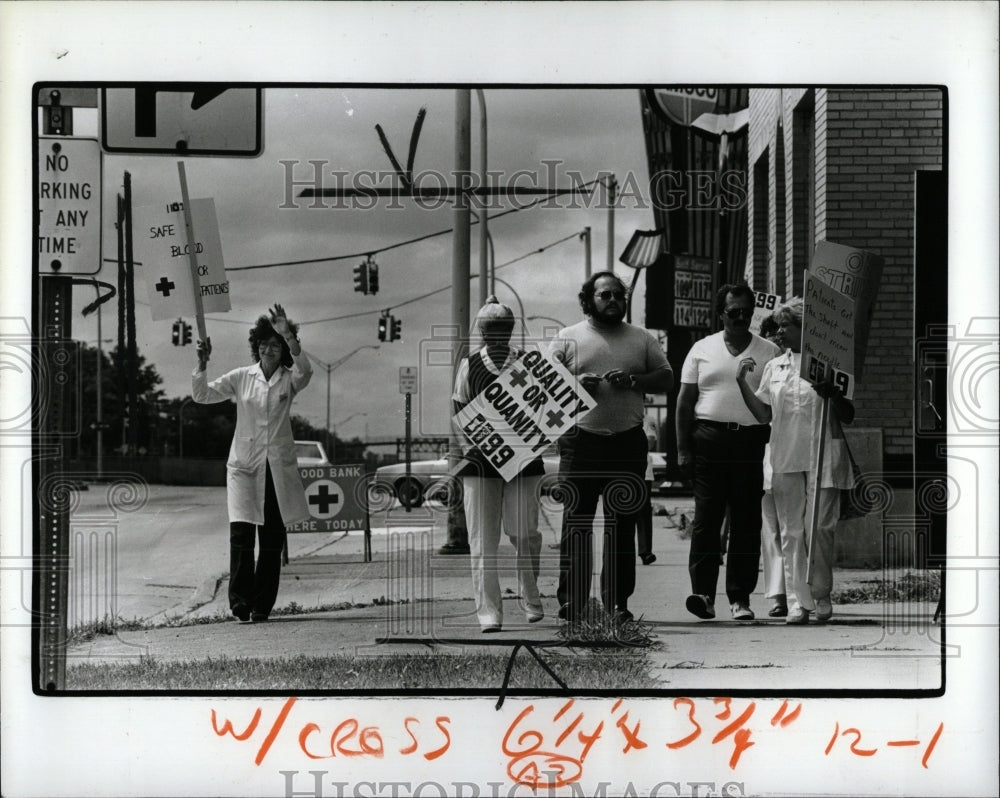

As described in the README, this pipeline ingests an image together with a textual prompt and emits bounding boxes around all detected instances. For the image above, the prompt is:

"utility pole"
[606,174,617,272]
[581,225,592,279]
[476,89,489,309]
[442,89,472,555]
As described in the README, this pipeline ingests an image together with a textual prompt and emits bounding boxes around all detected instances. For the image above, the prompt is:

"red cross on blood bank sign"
[290,464,367,534]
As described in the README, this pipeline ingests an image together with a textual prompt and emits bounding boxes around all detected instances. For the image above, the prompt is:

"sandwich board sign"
[290,464,367,533]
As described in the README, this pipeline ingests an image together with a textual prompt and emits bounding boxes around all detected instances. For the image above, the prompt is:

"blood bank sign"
[37,137,102,274]
[289,464,367,534]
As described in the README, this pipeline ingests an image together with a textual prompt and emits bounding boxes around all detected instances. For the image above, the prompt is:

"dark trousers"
[557,426,648,618]
[635,481,654,557]
[688,422,769,605]
[229,463,286,618]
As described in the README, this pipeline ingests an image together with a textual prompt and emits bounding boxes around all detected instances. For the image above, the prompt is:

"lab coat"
[192,352,313,527]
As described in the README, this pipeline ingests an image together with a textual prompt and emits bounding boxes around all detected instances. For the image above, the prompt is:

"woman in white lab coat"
[193,304,312,623]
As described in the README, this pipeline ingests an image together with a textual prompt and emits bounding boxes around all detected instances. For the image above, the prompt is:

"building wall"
[745,87,944,458]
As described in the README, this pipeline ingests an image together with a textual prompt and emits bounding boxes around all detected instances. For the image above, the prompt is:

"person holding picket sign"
[735,298,855,624]
[452,297,545,632]
[193,304,313,624]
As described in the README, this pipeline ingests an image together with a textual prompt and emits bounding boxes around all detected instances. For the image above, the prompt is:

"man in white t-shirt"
[676,283,781,621]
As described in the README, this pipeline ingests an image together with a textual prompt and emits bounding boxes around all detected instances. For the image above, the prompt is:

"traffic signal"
[377,314,388,342]
[171,319,181,346]
[353,262,369,294]
[367,261,379,295]
[182,322,192,346]
[390,316,402,341]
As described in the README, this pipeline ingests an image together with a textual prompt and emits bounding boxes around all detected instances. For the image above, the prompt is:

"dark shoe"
[730,602,755,621]
[685,594,716,620]
[768,600,789,618]
[437,543,471,555]
[640,553,657,566]
[251,613,269,623]
[233,607,251,624]
[815,596,833,621]
[481,624,502,633]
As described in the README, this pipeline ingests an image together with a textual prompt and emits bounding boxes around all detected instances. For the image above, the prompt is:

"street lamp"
[80,279,116,479]
[306,345,380,459]
[332,411,368,463]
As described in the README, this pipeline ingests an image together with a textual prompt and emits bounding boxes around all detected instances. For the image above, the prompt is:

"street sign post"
[37,137,102,274]
[398,368,418,510]
[399,366,418,394]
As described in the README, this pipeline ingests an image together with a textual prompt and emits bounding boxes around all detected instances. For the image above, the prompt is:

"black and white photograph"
[1,3,997,797]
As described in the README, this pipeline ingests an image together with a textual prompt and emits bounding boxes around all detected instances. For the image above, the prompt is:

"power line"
[130,229,584,332]
[226,180,599,272]
[298,230,582,326]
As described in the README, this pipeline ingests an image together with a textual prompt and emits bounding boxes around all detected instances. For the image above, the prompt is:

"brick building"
[744,87,945,464]
[641,86,945,474]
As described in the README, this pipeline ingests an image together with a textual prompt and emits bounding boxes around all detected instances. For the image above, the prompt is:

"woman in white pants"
[756,314,788,618]
[452,297,544,632]
[736,298,855,624]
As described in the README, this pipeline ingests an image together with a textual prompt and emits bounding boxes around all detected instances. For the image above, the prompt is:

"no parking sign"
[289,463,367,533]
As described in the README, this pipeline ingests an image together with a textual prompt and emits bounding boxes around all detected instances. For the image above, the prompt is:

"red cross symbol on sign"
[306,480,344,519]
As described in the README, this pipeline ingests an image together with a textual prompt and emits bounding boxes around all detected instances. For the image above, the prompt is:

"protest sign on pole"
[132,195,230,322]
[809,240,884,377]
[750,290,781,335]
[801,271,856,400]
[453,349,595,482]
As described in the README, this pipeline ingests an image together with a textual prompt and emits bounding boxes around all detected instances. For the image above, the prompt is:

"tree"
[64,342,166,458]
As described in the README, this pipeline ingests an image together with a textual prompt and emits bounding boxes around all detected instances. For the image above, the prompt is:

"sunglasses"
[724,307,754,319]
[596,290,627,301]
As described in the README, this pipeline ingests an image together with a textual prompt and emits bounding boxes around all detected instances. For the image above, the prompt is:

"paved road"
[66,484,943,692]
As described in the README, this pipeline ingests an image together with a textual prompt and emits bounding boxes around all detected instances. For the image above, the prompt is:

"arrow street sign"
[101,86,263,156]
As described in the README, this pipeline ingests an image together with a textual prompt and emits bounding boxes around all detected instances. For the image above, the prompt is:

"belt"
[697,419,768,431]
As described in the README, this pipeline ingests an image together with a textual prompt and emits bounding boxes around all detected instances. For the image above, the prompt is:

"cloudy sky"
[74,86,657,442]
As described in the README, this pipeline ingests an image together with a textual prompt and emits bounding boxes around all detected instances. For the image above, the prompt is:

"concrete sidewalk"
[67,496,943,692]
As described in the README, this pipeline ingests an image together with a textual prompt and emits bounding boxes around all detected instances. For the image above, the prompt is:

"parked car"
[371,451,561,508]
[295,440,331,467]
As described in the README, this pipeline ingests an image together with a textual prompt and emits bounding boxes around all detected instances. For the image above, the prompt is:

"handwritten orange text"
[825,721,943,768]
[210,698,452,766]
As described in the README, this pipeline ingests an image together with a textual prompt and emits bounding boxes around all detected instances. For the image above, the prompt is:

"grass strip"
[67,650,659,691]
